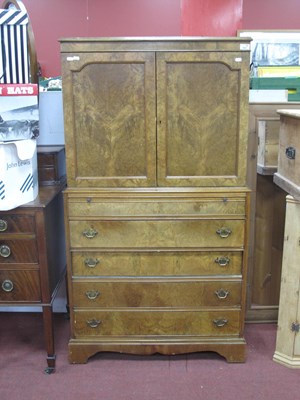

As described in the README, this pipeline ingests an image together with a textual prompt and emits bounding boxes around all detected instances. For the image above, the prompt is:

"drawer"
[0,239,38,263]
[0,270,41,302]
[38,152,57,166]
[0,215,35,234]
[67,197,246,218]
[277,112,300,184]
[37,146,66,185]
[72,279,242,307]
[274,110,300,198]
[38,166,58,183]
[73,309,241,337]
[69,219,245,248]
[257,118,280,174]
[71,251,243,276]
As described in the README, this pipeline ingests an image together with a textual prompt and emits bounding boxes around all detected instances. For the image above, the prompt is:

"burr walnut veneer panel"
[61,37,251,364]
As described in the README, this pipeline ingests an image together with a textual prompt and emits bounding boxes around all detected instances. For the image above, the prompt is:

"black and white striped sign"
[0,9,29,84]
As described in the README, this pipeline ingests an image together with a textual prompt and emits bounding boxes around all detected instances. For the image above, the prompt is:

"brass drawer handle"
[82,228,98,239]
[286,146,296,160]
[86,319,101,328]
[0,244,11,258]
[215,256,230,267]
[213,319,228,328]
[2,279,14,292]
[216,227,232,238]
[0,219,8,232]
[84,258,100,268]
[215,289,230,299]
[85,290,100,300]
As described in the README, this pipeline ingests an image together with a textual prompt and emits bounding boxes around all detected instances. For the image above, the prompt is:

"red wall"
[181,0,243,36]
[22,0,181,77]
[18,0,300,77]
[242,0,300,30]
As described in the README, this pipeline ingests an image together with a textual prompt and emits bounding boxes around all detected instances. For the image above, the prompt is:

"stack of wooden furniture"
[61,37,251,364]
[247,103,300,322]
[273,110,300,368]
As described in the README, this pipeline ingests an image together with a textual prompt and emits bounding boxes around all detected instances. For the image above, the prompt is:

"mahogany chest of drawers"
[0,184,66,373]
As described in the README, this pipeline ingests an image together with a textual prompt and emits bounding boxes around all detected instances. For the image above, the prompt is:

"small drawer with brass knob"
[0,240,38,263]
[0,214,35,234]
[0,270,41,301]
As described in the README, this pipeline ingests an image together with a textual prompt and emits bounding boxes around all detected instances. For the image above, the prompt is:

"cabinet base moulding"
[273,351,300,369]
[68,337,246,364]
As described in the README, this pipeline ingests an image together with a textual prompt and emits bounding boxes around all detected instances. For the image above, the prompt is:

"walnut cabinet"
[60,37,251,363]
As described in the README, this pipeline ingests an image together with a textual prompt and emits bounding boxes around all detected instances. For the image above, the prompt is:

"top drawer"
[0,215,35,234]
[66,193,246,218]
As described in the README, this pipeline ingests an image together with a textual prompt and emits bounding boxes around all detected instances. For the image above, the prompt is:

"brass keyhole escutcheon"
[0,244,11,258]
[286,146,296,160]
[2,279,14,292]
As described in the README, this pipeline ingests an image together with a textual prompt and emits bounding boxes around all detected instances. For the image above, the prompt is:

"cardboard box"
[0,84,39,142]
[0,139,38,210]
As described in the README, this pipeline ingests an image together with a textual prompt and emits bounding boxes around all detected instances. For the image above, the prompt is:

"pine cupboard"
[273,195,300,368]
[60,37,251,364]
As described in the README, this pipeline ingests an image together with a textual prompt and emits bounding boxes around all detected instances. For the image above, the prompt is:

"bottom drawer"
[0,270,41,302]
[73,309,241,337]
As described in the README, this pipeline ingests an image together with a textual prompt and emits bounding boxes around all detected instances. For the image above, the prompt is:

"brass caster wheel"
[44,367,55,375]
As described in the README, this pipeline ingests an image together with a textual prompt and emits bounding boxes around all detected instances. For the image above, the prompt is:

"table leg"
[42,305,56,374]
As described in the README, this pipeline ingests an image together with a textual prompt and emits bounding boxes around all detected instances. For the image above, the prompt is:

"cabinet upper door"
[156,51,249,187]
[61,52,156,187]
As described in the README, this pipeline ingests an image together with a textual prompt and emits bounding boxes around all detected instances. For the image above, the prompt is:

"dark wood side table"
[0,184,66,374]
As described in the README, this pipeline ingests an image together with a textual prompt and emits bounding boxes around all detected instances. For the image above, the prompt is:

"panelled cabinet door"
[156,52,249,187]
[61,52,156,187]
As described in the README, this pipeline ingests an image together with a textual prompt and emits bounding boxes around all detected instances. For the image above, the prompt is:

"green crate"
[250,77,300,101]
[251,76,300,89]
